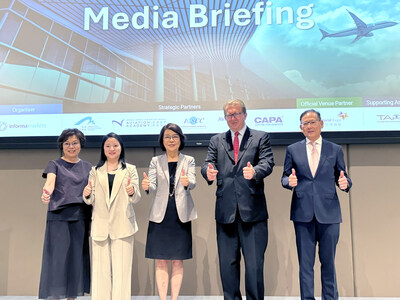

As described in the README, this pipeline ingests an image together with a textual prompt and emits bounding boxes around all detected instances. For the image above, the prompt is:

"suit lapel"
[109,163,125,207]
[160,154,170,185]
[98,164,110,208]
[299,140,313,177]
[175,153,184,189]
[315,139,328,177]
[222,130,235,163]
[236,127,252,164]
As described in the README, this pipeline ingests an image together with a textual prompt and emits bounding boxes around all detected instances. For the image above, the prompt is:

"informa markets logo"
[0,121,7,131]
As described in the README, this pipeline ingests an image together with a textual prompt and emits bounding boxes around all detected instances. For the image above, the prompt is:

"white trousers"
[91,235,134,300]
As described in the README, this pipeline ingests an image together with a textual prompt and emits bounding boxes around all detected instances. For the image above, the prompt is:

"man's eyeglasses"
[164,135,180,141]
[224,112,243,120]
[301,120,319,127]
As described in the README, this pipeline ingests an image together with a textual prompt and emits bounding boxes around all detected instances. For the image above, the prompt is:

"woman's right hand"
[41,188,51,204]
[83,180,93,197]
[142,172,150,191]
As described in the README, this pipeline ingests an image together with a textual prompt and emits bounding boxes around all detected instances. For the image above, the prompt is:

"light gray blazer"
[147,153,197,223]
[83,162,141,241]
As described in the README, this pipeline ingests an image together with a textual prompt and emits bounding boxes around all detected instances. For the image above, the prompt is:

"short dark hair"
[300,109,321,123]
[159,123,185,151]
[223,99,247,115]
[57,128,85,155]
[96,132,126,170]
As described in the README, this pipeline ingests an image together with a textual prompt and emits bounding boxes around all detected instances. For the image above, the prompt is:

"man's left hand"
[243,162,255,180]
[338,170,348,190]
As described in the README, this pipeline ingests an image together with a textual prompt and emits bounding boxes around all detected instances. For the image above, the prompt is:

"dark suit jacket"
[201,127,274,224]
[281,139,352,224]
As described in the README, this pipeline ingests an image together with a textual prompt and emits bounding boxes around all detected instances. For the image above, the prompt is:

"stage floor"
[0,297,398,300]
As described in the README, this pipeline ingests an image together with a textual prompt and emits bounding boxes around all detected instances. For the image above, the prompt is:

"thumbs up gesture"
[338,170,348,190]
[142,172,150,191]
[243,161,255,180]
[126,177,135,196]
[180,169,189,187]
[41,188,51,204]
[207,163,218,181]
[83,180,93,198]
[289,168,298,187]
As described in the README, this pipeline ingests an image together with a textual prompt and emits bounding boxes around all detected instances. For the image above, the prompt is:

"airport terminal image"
[0,0,399,299]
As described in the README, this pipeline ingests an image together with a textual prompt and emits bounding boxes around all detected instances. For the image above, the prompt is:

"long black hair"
[95,132,126,170]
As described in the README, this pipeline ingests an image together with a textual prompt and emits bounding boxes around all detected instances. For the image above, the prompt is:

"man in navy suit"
[281,109,352,300]
[201,99,274,300]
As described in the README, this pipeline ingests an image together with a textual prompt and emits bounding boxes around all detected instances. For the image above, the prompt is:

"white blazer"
[147,153,197,223]
[83,162,141,241]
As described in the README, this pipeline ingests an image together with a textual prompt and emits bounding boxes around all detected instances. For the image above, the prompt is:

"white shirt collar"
[230,125,247,137]
[306,135,322,145]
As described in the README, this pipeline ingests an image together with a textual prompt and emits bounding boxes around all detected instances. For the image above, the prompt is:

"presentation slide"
[0,0,399,140]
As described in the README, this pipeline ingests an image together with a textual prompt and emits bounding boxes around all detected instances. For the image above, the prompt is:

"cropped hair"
[300,109,321,123]
[96,132,126,170]
[57,128,85,155]
[159,123,185,151]
[223,99,247,115]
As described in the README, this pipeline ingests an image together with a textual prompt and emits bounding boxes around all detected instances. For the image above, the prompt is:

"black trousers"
[216,217,268,300]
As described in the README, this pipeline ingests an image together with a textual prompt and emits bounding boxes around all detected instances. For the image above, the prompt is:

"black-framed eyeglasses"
[224,112,243,120]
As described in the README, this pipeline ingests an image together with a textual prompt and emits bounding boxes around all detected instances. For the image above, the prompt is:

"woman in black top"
[39,128,91,300]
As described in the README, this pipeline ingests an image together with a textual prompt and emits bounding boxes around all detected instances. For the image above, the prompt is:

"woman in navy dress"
[142,123,197,300]
[39,128,91,300]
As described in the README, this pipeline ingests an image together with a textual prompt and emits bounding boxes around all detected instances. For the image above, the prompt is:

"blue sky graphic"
[241,1,400,98]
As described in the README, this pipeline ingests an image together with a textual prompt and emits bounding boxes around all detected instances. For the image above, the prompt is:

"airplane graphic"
[319,10,398,43]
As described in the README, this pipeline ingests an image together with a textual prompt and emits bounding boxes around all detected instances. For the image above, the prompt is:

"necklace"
[169,186,175,197]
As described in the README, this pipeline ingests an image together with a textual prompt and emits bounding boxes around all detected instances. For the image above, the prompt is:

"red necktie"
[234,131,239,165]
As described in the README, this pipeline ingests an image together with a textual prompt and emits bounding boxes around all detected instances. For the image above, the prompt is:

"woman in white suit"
[83,132,141,300]
[142,123,197,300]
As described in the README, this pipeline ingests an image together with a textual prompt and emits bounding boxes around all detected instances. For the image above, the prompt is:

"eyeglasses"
[63,142,80,147]
[164,135,180,141]
[301,120,319,127]
[224,112,243,120]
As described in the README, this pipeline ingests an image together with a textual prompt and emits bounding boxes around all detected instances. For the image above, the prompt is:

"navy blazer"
[201,127,274,224]
[281,139,352,224]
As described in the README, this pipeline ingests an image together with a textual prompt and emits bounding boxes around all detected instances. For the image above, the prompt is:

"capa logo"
[184,117,204,125]
[254,116,283,123]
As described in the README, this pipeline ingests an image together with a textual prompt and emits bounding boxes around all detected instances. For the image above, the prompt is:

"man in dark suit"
[281,109,352,300]
[201,99,274,300]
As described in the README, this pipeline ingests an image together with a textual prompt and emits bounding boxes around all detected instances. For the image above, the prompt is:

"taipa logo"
[377,114,400,122]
